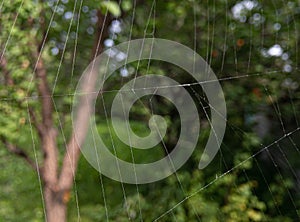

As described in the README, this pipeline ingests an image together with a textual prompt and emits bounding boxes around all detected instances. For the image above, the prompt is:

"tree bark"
[44,185,67,222]
[2,9,111,222]
[41,11,111,222]
[34,56,62,221]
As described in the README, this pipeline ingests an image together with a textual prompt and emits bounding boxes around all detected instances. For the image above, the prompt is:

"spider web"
[0,0,300,221]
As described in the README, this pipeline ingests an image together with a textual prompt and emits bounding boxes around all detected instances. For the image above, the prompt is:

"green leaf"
[100,1,121,17]
[121,0,132,11]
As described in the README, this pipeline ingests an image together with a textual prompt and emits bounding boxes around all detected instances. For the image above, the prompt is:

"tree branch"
[33,52,54,130]
[58,11,111,194]
[0,51,44,175]
[0,55,14,86]
[28,106,45,137]
[29,25,59,187]
[0,137,41,173]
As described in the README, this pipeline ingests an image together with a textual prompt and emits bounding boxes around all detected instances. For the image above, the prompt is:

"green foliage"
[100,1,121,17]
[1,0,300,221]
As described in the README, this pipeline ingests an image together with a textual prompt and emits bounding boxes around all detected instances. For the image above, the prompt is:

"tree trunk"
[0,10,111,222]
[40,127,63,222]
[44,185,67,222]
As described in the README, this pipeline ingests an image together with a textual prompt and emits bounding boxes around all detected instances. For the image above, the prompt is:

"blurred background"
[0,0,300,221]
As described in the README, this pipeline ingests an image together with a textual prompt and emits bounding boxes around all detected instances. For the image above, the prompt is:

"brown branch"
[28,106,45,136]
[91,10,112,60]
[58,11,111,194]
[28,21,59,187]
[0,137,41,173]
[0,55,14,86]
[0,50,46,176]
[33,54,53,130]
[37,8,47,53]
[30,50,59,188]
[29,3,52,132]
